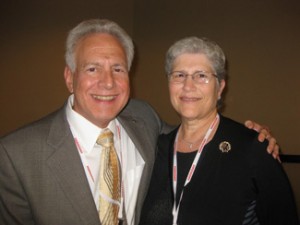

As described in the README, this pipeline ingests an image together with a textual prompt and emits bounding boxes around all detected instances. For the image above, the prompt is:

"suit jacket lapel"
[117,107,157,224]
[117,114,153,163]
[46,107,100,225]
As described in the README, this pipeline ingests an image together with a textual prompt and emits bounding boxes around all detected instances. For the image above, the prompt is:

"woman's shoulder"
[217,115,269,155]
[219,115,259,140]
[157,126,179,154]
[158,126,179,142]
[218,115,269,158]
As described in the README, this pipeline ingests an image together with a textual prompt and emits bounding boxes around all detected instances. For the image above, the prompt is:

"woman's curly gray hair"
[165,36,226,82]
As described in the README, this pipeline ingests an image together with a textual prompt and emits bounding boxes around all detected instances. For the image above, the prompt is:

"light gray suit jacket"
[0,99,171,225]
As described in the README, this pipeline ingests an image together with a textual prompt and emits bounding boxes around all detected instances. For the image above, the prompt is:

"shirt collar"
[65,95,117,153]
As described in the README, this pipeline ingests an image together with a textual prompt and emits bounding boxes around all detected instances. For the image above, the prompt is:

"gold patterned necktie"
[97,128,120,225]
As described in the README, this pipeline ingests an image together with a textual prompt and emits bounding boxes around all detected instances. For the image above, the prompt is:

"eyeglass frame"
[168,70,218,84]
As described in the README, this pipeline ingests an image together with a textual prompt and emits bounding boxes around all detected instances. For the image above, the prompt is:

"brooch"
[219,141,231,153]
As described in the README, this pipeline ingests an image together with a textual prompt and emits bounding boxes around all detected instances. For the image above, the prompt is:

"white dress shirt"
[65,95,145,225]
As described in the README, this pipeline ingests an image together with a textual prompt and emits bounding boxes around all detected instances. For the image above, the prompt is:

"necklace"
[181,139,199,151]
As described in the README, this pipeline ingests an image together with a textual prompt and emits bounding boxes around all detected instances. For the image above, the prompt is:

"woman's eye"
[198,73,207,78]
[177,73,185,78]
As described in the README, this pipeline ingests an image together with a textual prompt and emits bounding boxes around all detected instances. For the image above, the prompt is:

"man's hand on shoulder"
[245,120,280,161]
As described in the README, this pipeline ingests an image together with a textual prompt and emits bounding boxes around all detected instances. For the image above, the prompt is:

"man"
[0,19,278,225]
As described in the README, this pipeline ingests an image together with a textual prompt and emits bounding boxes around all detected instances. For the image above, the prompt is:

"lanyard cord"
[172,114,219,225]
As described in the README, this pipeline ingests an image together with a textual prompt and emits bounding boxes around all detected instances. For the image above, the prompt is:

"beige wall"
[1,0,299,218]
[0,0,134,137]
[131,1,300,217]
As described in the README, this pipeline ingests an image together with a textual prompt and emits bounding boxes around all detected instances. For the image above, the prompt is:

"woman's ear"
[218,79,226,98]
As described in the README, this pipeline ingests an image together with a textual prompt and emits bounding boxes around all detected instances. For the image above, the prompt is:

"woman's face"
[168,53,225,122]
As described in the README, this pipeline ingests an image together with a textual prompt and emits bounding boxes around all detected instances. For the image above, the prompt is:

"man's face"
[64,33,130,128]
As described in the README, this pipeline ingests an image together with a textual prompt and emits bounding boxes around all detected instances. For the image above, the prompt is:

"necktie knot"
[97,128,114,148]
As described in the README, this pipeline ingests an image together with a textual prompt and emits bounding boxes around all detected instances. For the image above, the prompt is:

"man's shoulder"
[125,98,152,109]
[0,107,65,144]
[122,99,158,117]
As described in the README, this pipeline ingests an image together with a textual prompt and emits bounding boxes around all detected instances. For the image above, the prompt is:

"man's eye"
[113,67,126,73]
[87,67,96,72]
[114,68,122,72]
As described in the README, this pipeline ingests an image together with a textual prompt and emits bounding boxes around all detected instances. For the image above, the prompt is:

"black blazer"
[140,115,299,225]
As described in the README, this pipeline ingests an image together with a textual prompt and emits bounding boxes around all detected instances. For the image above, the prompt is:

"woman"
[139,37,298,225]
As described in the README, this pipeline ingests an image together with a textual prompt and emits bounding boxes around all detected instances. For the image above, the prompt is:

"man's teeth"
[93,95,115,100]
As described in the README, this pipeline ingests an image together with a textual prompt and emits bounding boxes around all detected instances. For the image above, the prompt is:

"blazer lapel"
[118,116,153,163]
[46,108,100,225]
[117,109,157,225]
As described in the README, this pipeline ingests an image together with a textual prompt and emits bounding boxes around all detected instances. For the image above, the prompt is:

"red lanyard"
[172,114,219,225]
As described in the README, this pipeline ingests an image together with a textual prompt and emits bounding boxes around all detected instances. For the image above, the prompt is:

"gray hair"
[165,36,226,82]
[65,19,134,72]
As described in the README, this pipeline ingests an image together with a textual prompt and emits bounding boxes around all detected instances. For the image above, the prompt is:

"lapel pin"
[219,141,231,153]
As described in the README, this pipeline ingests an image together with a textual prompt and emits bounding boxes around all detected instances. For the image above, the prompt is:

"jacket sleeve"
[0,141,35,225]
[250,140,299,224]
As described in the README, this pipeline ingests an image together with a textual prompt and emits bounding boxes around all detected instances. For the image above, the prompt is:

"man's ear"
[64,66,74,93]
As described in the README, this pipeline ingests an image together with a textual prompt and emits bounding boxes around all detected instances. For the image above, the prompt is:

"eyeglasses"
[168,71,218,84]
